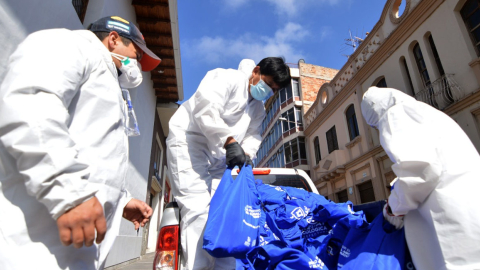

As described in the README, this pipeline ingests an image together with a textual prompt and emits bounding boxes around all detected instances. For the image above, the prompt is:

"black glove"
[245,155,254,168]
[225,142,246,168]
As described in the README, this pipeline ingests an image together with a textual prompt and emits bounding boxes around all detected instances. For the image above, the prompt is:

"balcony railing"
[414,74,465,110]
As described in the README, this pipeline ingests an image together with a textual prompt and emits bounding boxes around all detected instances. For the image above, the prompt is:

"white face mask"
[111,52,143,88]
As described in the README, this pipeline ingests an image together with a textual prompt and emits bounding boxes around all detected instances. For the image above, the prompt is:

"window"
[376,77,388,88]
[72,0,89,23]
[345,105,360,141]
[280,88,287,103]
[337,189,348,203]
[413,43,431,86]
[401,57,415,95]
[286,84,293,100]
[326,126,339,154]
[314,137,321,164]
[358,181,375,203]
[292,79,300,97]
[153,134,164,184]
[283,137,308,166]
[281,107,302,132]
[461,0,480,56]
[295,108,303,127]
[299,137,307,160]
[427,35,445,76]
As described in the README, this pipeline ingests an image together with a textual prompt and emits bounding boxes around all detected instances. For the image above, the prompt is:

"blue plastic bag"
[203,164,262,258]
[338,213,413,270]
[246,241,328,270]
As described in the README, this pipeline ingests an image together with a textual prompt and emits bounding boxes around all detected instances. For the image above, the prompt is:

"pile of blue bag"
[203,165,415,270]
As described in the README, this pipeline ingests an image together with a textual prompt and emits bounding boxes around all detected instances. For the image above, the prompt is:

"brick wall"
[299,63,339,103]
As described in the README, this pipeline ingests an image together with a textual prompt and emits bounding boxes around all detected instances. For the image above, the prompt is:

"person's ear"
[251,66,260,78]
[107,31,120,51]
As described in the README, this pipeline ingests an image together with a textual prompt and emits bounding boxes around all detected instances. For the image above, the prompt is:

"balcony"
[414,74,465,111]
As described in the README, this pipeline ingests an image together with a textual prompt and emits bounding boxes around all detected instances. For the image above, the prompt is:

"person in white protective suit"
[361,87,480,270]
[0,16,160,270]
[166,57,291,269]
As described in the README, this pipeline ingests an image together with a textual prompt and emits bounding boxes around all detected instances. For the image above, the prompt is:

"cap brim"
[134,41,161,71]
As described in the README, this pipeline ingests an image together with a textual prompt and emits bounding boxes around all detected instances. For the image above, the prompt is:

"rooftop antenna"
[343,29,366,57]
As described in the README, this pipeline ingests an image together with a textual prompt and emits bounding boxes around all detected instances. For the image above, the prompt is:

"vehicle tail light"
[153,225,179,270]
[237,168,271,175]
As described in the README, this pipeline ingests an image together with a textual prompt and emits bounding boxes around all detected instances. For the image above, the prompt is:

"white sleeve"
[0,30,98,220]
[240,101,265,159]
[382,106,442,216]
[191,69,241,154]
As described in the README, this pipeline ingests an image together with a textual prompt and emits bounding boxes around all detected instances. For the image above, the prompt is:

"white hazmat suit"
[361,87,480,270]
[166,59,265,270]
[0,29,132,269]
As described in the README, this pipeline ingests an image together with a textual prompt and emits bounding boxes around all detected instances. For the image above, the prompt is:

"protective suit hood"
[361,87,416,128]
[237,59,256,77]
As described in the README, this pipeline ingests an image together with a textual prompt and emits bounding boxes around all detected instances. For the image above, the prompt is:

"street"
[115,253,155,270]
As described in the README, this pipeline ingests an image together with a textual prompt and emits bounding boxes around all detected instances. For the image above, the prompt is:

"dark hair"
[87,24,132,46]
[257,57,291,89]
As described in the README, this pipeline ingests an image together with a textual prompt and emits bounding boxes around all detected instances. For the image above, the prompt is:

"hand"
[383,203,404,230]
[56,197,107,248]
[225,142,246,168]
[245,155,253,167]
[123,198,153,230]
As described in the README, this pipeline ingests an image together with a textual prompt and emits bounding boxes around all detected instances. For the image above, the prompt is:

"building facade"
[0,0,183,268]
[304,0,480,205]
[255,64,338,175]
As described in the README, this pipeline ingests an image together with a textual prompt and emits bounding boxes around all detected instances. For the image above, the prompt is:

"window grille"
[72,0,89,23]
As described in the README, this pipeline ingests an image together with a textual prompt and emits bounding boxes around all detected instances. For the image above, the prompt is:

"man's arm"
[381,107,442,216]
[0,30,103,247]
[191,69,244,158]
[240,101,265,159]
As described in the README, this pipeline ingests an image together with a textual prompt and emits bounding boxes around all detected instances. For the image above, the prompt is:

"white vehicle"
[152,168,318,270]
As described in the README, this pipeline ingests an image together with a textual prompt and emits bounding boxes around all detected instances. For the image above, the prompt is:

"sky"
[177,0,390,103]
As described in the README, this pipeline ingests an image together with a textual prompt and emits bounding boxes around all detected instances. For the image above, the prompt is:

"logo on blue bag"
[259,235,269,246]
[245,205,261,218]
[340,245,351,258]
[308,257,325,269]
[301,222,330,239]
[243,219,259,229]
[290,206,311,220]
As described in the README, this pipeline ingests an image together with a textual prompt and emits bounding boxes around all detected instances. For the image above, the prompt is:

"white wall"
[363,0,479,95]
[0,0,82,82]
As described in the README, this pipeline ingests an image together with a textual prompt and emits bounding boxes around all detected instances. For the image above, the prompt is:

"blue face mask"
[250,75,274,101]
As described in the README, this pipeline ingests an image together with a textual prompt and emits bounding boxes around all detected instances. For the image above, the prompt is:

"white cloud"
[223,0,249,9]
[222,0,341,17]
[319,26,332,41]
[183,23,309,65]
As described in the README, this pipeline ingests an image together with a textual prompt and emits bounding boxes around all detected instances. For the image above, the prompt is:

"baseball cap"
[89,16,161,71]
